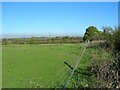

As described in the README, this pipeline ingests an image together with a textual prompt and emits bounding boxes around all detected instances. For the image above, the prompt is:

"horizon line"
[2,33,83,39]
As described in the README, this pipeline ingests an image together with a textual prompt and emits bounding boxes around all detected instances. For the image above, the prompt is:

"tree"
[113,26,120,52]
[2,39,7,45]
[83,26,100,41]
[28,37,37,44]
[102,26,113,42]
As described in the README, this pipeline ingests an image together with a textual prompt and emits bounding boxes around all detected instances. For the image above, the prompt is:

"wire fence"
[64,42,88,87]
[41,54,79,87]
[35,43,87,88]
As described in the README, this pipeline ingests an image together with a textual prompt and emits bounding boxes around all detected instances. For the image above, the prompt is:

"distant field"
[2,44,83,88]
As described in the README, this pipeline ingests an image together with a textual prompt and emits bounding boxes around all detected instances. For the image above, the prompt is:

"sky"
[2,2,118,37]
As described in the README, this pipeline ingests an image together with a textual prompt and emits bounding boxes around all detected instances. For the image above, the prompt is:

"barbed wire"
[48,69,70,88]
[42,66,69,87]
[64,43,88,87]
[46,43,86,88]
[35,44,85,88]
[41,50,81,87]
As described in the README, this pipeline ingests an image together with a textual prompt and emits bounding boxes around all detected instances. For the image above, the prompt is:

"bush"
[88,43,119,88]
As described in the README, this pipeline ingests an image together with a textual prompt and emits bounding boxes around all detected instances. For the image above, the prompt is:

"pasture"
[2,44,84,88]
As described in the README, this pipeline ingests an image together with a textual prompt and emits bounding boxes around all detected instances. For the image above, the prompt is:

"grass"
[2,44,83,88]
[70,44,114,88]
[68,46,93,88]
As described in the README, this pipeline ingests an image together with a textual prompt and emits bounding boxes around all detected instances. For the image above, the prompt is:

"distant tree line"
[2,36,83,45]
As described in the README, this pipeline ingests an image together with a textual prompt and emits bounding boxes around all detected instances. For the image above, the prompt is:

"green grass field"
[2,44,84,88]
